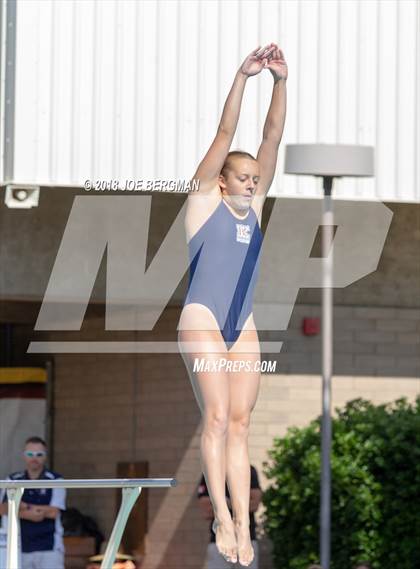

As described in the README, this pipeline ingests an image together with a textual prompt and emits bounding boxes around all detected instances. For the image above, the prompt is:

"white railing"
[0,478,176,569]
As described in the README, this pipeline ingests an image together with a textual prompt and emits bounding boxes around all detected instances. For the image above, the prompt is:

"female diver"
[178,43,287,566]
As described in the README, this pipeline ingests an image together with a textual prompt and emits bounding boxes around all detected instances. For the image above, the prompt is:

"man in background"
[197,464,262,568]
[0,436,66,569]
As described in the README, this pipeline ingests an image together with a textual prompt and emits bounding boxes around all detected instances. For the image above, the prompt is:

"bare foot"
[234,521,254,566]
[212,518,238,563]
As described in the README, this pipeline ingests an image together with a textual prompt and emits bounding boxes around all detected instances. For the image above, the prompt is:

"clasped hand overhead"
[240,43,288,82]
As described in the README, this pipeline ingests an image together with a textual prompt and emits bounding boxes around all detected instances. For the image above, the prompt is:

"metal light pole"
[284,144,374,569]
[320,174,333,568]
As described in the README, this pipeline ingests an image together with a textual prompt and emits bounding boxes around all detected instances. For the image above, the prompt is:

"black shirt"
[197,465,261,542]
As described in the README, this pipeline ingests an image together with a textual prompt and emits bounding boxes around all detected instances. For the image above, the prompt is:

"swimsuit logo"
[236,224,251,244]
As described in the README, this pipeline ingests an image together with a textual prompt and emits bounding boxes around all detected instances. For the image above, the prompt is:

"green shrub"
[261,397,420,569]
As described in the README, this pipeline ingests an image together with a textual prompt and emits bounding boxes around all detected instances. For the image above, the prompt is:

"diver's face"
[219,158,260,211]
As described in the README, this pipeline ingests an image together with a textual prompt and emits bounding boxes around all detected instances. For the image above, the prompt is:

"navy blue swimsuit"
[184,199,263,350]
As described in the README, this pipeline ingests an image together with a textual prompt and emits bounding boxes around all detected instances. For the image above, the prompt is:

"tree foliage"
[262,398,420,569]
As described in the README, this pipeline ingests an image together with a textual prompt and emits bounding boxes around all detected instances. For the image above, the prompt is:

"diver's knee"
[203,409,229,437]
[227,412,251,436]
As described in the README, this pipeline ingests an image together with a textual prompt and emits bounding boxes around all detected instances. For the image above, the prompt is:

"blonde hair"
[220,150,256,179]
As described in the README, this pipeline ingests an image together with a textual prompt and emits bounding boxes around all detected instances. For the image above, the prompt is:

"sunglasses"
[23,450,46,458]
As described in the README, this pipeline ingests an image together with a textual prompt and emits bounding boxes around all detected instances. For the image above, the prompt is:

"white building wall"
[6,0,420,202]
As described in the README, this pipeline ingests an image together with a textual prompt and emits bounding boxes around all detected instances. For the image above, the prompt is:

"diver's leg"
[178,316,238,563]
[225,328,261,566]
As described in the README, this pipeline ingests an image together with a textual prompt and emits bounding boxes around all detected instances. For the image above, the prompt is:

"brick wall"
[1,197,418,568]
[49,304,419,569]
[1,195,419,309]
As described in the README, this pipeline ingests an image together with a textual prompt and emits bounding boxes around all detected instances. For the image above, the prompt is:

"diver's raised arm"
[191,45,275,195]
[255,44,288,201]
